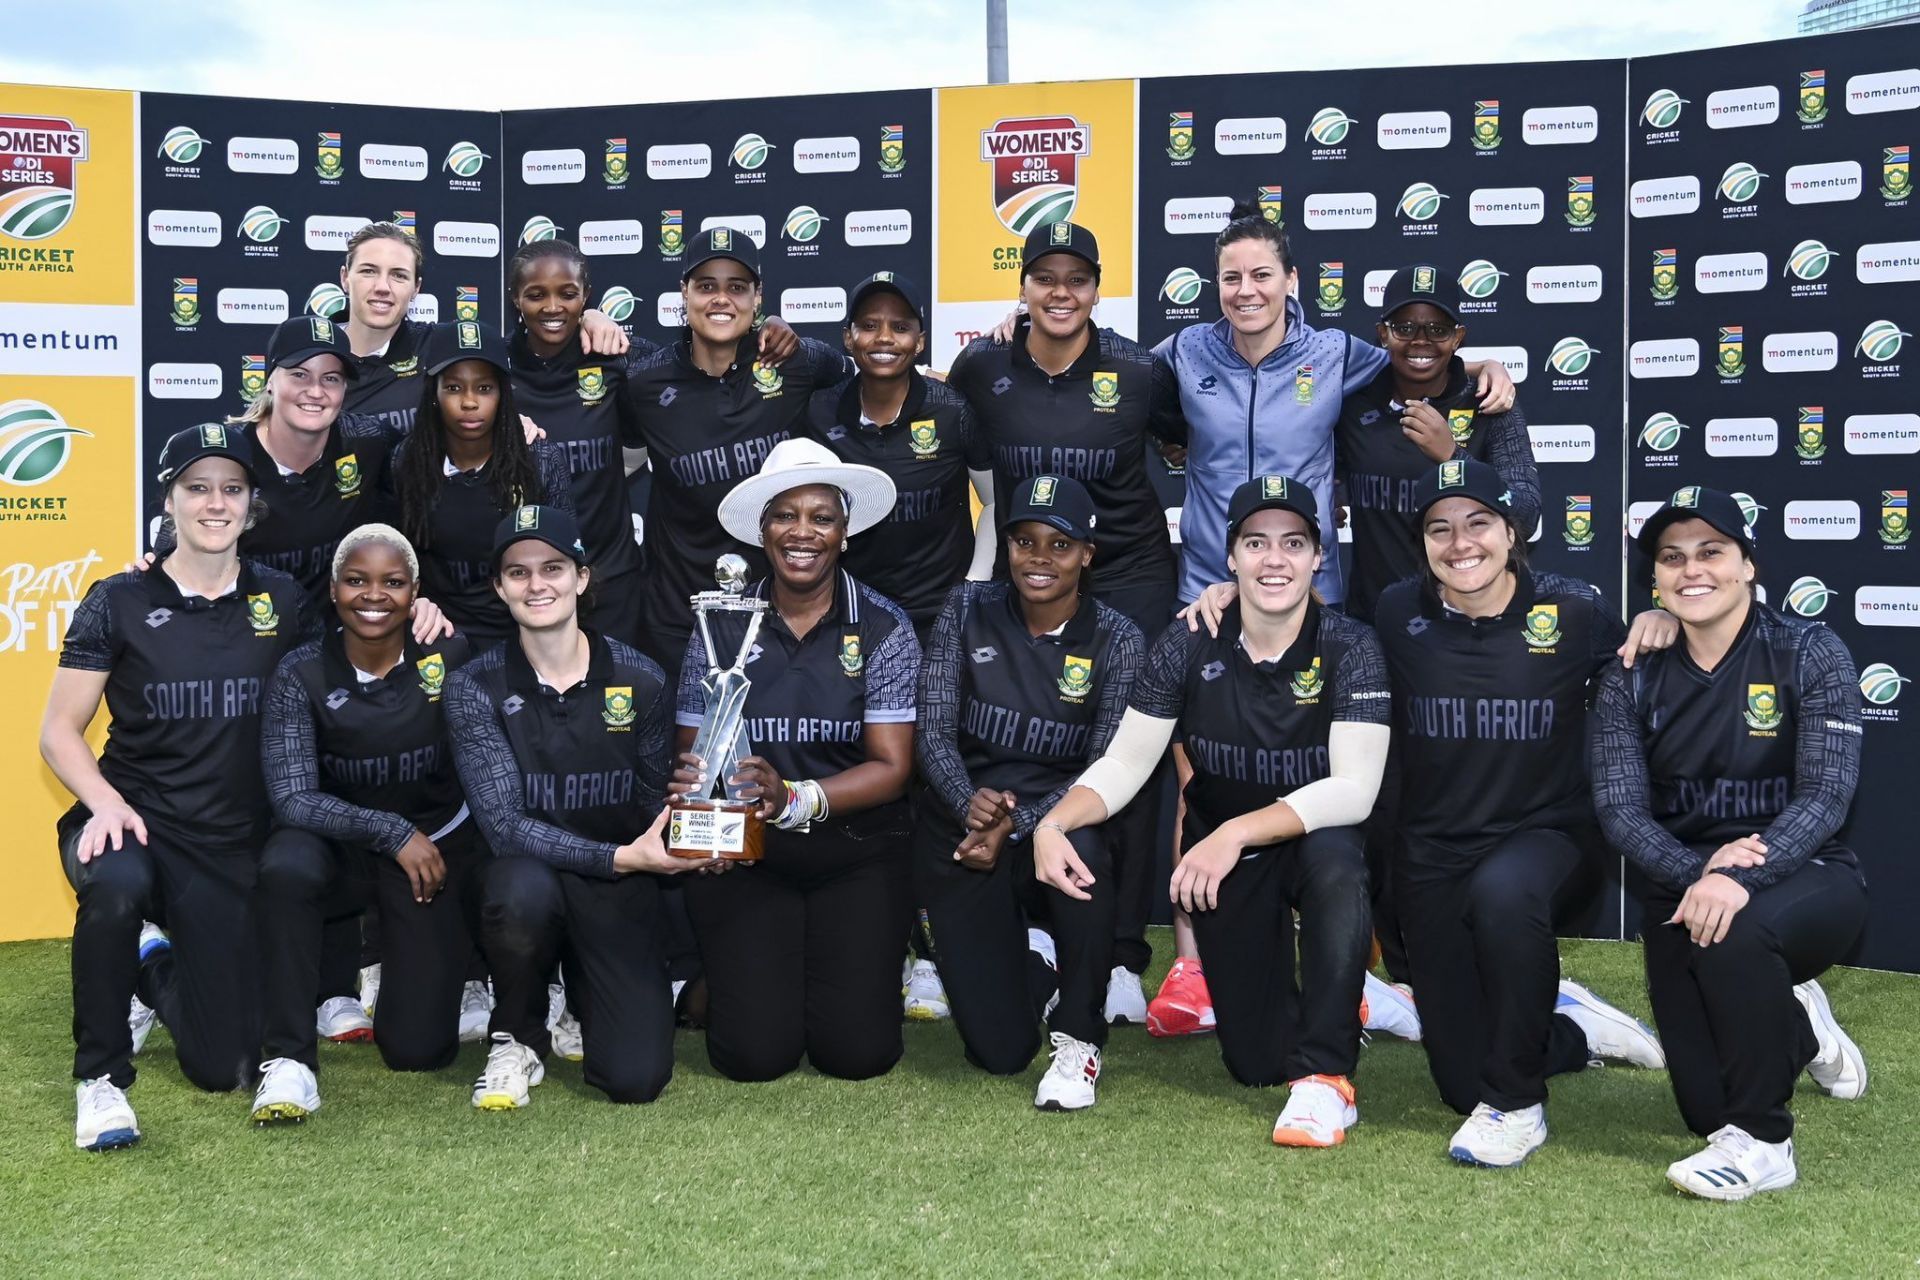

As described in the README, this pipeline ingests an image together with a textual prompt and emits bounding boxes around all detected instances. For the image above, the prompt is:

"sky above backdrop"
[5,1,1813,108]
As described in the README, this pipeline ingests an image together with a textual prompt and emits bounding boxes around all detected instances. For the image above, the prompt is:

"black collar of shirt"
[245,418,353,479]
[752,568,861,640]
[671,330,760,383]
[140,555,261,611]
[1221,598,1322,671]
[509,326,585,379]
[1679,598,1761,681]
[320,624,437,692]
[1419,564,1535,623]
[352,320,421,374]
[504,628,614,696]
[1011,318,1101,382]
[834,368,928,432]
[1000,585,1099,650]
[1365,356,1473,412]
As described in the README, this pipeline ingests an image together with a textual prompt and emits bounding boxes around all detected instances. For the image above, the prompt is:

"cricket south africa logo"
[981,116,1090,236]
[0,114,89,241]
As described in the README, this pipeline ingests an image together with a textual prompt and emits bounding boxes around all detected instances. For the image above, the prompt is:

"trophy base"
[665,798,764,861]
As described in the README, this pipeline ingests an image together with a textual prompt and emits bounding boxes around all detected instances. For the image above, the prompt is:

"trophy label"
[669,805,748,855]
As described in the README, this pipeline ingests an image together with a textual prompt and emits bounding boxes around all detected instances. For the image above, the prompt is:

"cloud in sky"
[4,0,1810,109]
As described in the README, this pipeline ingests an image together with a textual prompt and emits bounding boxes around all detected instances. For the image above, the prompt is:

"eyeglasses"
[1385,320,1460,341]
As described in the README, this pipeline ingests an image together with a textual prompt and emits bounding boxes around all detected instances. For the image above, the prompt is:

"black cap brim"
[1000,512,1094,543]
[273,346,361,379]
[490,532,587,575]
[1636,509,1753,559]
[847,279,925,326]
[682,249,760,283]
[1228,498,1321,546]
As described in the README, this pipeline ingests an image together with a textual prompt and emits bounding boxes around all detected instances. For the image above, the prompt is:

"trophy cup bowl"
[667,556,768,861]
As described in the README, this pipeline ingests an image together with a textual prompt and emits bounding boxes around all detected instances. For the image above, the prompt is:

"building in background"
[1799,0,1920,33]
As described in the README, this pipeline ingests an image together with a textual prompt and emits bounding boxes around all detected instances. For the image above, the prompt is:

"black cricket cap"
[846,271,926,329]
[1022,220,1100,277]
[157,421,259,486]
[1001,474,1097,543]
[424,320,510,377]
[1637,485,1756,558]
[267,314,359,377]
[682,226,761,283]
[491,505,589,573]
[1226,474,1321,546]
[1378,263,1463,325]
[1413,457,1515,521]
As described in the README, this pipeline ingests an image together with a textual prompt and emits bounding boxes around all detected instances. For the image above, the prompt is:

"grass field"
[1,933,1915,1278]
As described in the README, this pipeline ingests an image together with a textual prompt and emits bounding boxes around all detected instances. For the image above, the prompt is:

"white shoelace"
[81,1076,123,1109]
[1048,1032,1094,1076]
[479,1038,528,1091]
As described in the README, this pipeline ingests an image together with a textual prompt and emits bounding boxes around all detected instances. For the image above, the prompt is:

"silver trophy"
[667,554,769,859]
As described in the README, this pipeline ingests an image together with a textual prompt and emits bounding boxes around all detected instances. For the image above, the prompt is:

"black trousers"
[915,797,1114,1072]
[1362,753,1413,984]
[1396,828,1598,1114]
[1641,852,1867,1143]
[256,823,483,1074]
[1094,577,1178,974]
[684,812,913,1083]
[478,857,677,1103]
[1190,825,1372,1087]
[60,809,259,1092]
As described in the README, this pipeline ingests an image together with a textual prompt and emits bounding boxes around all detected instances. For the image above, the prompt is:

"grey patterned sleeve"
[262,650,415,855]
[1589,661,1703,893]
[862,592,920,724]
[535,441,576,514]
[1129,622,1193,720]
[915,585,979,827]
[1012,610,1144,840]
[59,579,117,672]
[446,670,618,878]
[1330,621,1392,725]
[1485,403,1542,541]
[674,629,710,729]
[1726,625,1862,893]
[634,675,671,825]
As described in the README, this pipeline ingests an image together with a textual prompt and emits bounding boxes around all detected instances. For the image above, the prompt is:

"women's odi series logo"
[0,115,88,242]
[980,116,1090,236]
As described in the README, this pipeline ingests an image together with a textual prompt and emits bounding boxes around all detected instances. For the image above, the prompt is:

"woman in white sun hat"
[669,439,922,1083]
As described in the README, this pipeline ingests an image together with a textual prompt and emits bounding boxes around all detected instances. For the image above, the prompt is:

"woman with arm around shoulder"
[41,425,312,1150]
[1036,476,1389,1145]
[445,505,692,1109]
[1373,458,1666,1170]
[914,475,1143,1109]
[670,440,919,1083]
[1592,486,1869,1201]
[253,524,479,1123]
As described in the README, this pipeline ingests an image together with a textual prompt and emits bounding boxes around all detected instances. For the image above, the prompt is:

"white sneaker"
[1361,973,1422,1042]
[137,921,170,964]
[1034,1032,1100,1111]
[1272,1075,1358,1147]
[1793,980,1867,1100]
[250,1057,321,1125]
[458,979,494,1043]
[472,1033,544,1110]
[129,996,157,1056]
[316,994,374,1044]
[1556,979,1665,1069]
[1029,928,1061,1021]
[1666,1125,1797,1201]
[1449,1101,1549,1168]
[1103,966,1147,1025]
[547,983,584,1062]
[671,978,687,1009]
[359,963,382,1017]
[903,959,951,1022]
[75,1077,140,1152]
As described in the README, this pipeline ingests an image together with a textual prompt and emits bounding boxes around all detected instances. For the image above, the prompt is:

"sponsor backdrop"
[137,93,504,514]
[0,85,140,942]
[1,27,1916,965]
[502,90,931,523]
[1627,30,1920,970]
[933,79,1138,368]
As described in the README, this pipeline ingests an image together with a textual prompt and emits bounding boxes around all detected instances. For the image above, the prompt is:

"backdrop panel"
[1627,31,1920,970]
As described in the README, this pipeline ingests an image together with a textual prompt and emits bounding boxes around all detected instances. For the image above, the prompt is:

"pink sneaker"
[1146,957,1216,1038]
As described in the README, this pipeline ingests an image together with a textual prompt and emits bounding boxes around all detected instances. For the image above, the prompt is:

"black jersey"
[263,628,475,854]
[396,435,575,650]
[1131,601,1391,845]
[1335,358,1541,623]
[1591,603,1862,895]
[948,321,1175,593]
[676,570,918,832]
[59,561,312,851]
[621,334,848,651]
[801,369,989,627]
[1375,568,1626,868]
[237,415,404,603]
[343,319,430,435]
[510,327,659,582]
[917,582,1143,839]
[446,631,671,879]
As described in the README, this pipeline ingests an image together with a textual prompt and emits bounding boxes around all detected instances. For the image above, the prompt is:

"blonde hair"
[332,522,420,582]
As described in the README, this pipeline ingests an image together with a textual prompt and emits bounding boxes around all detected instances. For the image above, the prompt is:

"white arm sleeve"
[965,468,997,581]
[1280,721,1391,834]
[1075,707,1177,817]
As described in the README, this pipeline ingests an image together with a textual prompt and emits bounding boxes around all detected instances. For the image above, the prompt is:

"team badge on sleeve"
[1447,409,1475,444]
[908,419,939,458]
[578,367,607,405]
[1058,654,1093,702]
[334,453,362,497]
[1089,371,1120,410]
[752,361,784,398]
[247,593,281,634]
[1523,604,1562,651]
[1289,657,1324,701]
[603,686,636,729]
[840,635,864,677]
[417,654,446,699]
[1745,683,1783,733]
